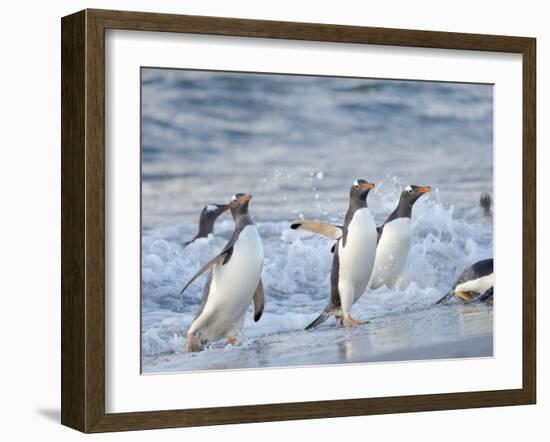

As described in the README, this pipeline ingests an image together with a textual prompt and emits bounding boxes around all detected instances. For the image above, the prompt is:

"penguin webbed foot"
[345,315,363,327]
[455,291,475,302]
[187,332,202,352]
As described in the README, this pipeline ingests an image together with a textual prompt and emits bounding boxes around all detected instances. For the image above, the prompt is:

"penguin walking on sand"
[291,179,377,329]
[181,194,264,352]
[183,203,229,246]
[435,258,494,305]
[368,185,431,290]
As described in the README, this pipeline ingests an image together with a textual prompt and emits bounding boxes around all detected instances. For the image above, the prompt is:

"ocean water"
[141,68,493,373]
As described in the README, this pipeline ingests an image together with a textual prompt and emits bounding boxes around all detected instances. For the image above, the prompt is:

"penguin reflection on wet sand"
[436,258,494,305]
[291,179,377,329]
[180,194,264,352]
[369,185,431,290]
[183,204,229,246]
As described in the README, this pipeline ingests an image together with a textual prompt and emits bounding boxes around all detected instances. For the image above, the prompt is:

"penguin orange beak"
[217,204,230,212]
[240,195,252,203]
[416,186,431,194]
[361,182,375,190]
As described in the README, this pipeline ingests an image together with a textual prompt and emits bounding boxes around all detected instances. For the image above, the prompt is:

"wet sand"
[142,303,493,374]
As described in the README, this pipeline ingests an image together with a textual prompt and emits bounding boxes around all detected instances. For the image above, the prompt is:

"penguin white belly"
[190,225,264,341]
[369,217,412,289]
[456,273,493,294]
[337,208,377,310]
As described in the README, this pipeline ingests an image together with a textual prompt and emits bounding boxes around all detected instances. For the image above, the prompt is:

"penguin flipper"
[180,227,243,294]
[305,305,333,330]
[478,286,494,302]
[252,279,264,322]
[306,242,341,330]
[180,248,233,294]
[435,289,455,305]
[290,220,343,240]
[329,242,342,309]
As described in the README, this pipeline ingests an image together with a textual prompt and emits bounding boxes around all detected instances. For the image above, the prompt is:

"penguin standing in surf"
[291,179,377,329]
[435,258,494,305]
[181,194,264,352]
[369,185,431,290]
[183,203,229,246]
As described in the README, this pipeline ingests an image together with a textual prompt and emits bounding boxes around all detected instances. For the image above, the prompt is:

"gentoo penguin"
[184,203,229,246]
[480,192,492,217]
[291,179,377,329]
[368,185,431,290]
[181,194,264,352]
[436,258,494,304]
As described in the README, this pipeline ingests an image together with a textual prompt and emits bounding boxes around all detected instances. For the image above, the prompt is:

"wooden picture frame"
[61,8,536,433]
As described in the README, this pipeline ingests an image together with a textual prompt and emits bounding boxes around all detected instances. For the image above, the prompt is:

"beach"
[140,68,493,374]
[142,303,493,373]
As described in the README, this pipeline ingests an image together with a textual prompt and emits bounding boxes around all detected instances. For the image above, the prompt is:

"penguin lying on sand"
[435,258,494,305]
[369,185,431,290]
[291,179,377,329]
[181,194,264,352]
[184,204,229,246]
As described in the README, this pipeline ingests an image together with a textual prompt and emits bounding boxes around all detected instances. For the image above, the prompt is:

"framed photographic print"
[61,9,536,433]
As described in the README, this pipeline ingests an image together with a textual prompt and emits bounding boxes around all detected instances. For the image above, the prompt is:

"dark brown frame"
[61,8,536,433]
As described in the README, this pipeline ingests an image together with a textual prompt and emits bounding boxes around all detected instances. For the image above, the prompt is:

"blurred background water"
[140,68,493,373]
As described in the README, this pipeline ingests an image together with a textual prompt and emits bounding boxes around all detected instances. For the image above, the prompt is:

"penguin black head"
[398,185,431,208]
[197,203,229,236]
[480,192,492,217]
[349,179,375,204]
[228,193,252,218]
[200,204,229,221]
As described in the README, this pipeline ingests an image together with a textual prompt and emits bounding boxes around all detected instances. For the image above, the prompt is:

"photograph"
[140,67,494,374]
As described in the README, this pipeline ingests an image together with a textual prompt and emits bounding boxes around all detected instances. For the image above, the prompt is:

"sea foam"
[141,184,492,358]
